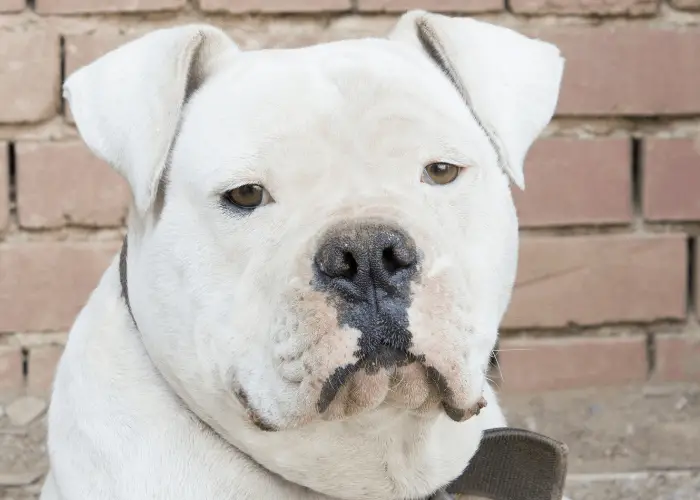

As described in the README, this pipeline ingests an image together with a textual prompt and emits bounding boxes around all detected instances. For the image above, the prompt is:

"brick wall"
[0,0,699,407]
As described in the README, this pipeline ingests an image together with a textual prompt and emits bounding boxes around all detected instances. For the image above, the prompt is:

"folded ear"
[64,25,238,215]
[389,11,564,190]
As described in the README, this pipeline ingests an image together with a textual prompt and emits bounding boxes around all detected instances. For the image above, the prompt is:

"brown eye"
[422,162,461,185]
[225,184,270,209]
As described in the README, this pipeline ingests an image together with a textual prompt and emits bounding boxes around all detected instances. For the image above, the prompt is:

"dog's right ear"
[388,11,564,191]
[64,25,237,216]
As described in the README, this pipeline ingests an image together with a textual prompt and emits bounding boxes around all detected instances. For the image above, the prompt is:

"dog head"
[66,9,562,443]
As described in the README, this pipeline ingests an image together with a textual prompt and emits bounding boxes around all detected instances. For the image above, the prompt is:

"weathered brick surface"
[225,17,396,50]
[653,334,700,382]
[0,346,23,403]
[0,143,8,233]
[670,0,700,9]
[357,0,503,13]
[515,138,632,227]
[0,0,24,11]
[510,0,659,16]
[503,234,687,329]
[0,7,699,486]
[16,142,129,229]
[200,0,351,13]
[27,345,63,397]
[64,33,136,78]
[36,0,186,14]
[531,28,700,116]
[511,0,656,15]
[499,336,648,392]
[642,138,700,222]
[0,32,60,124]
[0,242,119,333]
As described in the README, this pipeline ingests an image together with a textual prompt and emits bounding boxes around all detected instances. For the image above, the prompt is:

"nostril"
[382,245,414,274]
[317,246,359,280]
[340,251,358,279]
[382,247,400,274]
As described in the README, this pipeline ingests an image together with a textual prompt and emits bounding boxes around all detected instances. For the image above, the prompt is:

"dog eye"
[224,184,271,209]
[422,162,461,185]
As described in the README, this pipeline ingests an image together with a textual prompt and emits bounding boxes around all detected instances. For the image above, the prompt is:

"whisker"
[493,354,504,382]
[493,348,534,352]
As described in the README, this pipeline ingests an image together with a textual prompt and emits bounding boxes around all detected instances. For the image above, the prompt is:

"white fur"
[43,11,563,500]
[389,10,564,190]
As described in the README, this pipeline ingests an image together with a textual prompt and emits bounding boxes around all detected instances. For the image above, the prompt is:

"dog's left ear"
[389,11,564,190]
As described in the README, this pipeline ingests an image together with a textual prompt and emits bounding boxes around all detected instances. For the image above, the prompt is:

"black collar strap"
[442,427,569,500]
[118,239,568,500]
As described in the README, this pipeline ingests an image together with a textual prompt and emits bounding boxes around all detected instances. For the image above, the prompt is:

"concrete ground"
[1,383,699,499]
[499,383,700,500]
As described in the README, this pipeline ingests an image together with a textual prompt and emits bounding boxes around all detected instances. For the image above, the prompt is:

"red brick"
[502,234,687,329]
[642,138,700,222]
[514,138,632,228]
[16,142,129,229]
[27,344,63,397]
[200,0,350,12]
[498,336,648,392]
[670,0,700,9]
[65,33,135,76]
[0,32,60,123]
[36,0,185,14]
[0,0,24,11]
[0,346,23,403]
[357,0,502,13]
[0,242,119,332]
[511,0,656,15]
[529,28,700,116]
[0,143,8,233]
[64,33,136,123]
[653,334,700,382]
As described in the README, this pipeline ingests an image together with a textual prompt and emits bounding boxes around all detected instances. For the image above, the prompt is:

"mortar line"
[688,237,696,319]
[59,36,66,117]
[21,347,29,379]
[645,331,656,378]
[630,136,644,232]
[7,142,17,224]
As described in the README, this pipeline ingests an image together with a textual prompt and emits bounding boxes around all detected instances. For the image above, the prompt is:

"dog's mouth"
[316,345,486,423]
[235,344,486,433]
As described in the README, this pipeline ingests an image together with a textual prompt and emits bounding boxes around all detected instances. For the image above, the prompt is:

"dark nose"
[314,221,418,299]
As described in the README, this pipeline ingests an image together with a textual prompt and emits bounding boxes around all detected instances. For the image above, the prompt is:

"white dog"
[41,10,564,500]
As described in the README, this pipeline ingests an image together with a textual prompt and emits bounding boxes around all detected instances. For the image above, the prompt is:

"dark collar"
[118,237,568,500]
